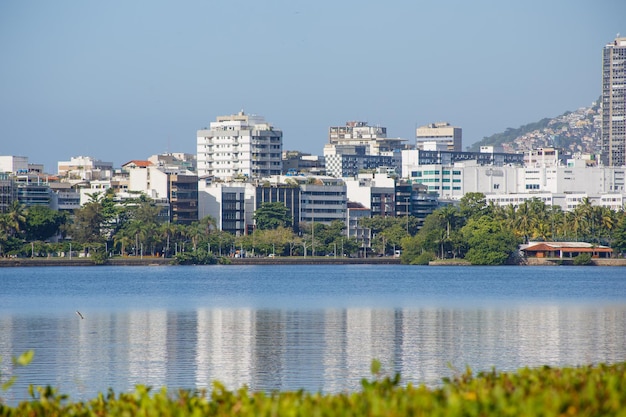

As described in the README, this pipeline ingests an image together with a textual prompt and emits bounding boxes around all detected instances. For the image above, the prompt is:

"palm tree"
[597,206,616,245]
[546,205,564,241]
[573,197,594,240]
[113,231,133,256]
[436,205,459,239]
[6,201,27,238]
[531,219,552,242]
[566,210,587,242]
[198,215,217,235]
[514,202,533,243]
[159,222,179,257]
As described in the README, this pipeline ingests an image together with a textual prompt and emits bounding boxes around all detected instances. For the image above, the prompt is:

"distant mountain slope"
[468,101,601,155]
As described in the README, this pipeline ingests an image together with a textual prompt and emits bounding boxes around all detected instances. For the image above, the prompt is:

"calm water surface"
[1,265,625,403]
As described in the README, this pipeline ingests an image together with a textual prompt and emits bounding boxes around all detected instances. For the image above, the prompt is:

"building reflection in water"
[0,305,625,401]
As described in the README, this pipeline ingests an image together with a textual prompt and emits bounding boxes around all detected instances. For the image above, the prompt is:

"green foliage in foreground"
[2,361,626,416]
[171,249,218,265]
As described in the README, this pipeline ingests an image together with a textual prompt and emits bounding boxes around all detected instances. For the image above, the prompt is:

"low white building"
[198,179,256,235]
[344,174,396,217]
[0,155,29,174]
[401,148,626,210]
[57,156,113,181]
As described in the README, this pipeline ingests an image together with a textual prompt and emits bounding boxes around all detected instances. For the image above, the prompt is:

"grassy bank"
[1,362,625,416]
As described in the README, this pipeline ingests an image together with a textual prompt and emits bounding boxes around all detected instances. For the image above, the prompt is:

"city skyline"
[1,0,625,172]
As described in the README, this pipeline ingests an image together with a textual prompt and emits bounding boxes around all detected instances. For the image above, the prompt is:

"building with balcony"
[14,174,51,207]
[324,121,407,177]
[327,121,408,155]
[197,111,283,181]
[299,177,347,226]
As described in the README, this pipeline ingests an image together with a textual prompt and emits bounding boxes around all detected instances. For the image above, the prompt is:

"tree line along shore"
[2,190,626,266]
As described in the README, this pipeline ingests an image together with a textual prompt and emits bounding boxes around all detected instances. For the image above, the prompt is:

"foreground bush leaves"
[1,362,625,416]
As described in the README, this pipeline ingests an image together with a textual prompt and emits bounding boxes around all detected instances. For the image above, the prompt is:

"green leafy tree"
[69,200,106,245]
[461,216,520,265]
[254,202,292,230]
[459,192,489,221]
[612,213,626,255]
[23,206,66,242]
[400,234,428,264]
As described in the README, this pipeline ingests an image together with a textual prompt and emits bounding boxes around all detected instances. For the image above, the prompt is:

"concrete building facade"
[328,121,407,155]
[602,37,626,166]
[57,156,113,181]
[416,122,462,152]
[128,165,198,224]
[299,177,347,225]
[197,112,282,181]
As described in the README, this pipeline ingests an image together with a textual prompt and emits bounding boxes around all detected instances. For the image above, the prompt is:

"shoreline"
[0,256,402,267]
[2,257,625,267]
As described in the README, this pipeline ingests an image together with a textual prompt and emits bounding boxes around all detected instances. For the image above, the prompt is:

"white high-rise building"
[197,112,282,181]
[602,37,626,166]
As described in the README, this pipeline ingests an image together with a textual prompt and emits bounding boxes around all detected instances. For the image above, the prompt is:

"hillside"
[468,100,601,156]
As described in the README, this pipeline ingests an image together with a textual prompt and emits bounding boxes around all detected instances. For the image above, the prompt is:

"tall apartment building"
[602,37,626,166]
[197,112,283,181]
[416,122,462,152]
[326,121,407,156]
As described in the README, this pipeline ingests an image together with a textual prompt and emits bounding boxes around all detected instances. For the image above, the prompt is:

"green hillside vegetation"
[2,359,625,416]
[468,100,601,153]
[468,117,554,151]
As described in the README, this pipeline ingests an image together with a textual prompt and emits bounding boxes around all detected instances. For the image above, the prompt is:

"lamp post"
[311,209,315,257]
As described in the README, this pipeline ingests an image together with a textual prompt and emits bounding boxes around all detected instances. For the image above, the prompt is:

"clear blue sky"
[1,0,624,172]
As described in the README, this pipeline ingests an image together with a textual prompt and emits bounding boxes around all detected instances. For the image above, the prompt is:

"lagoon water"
[1,264,625,403]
